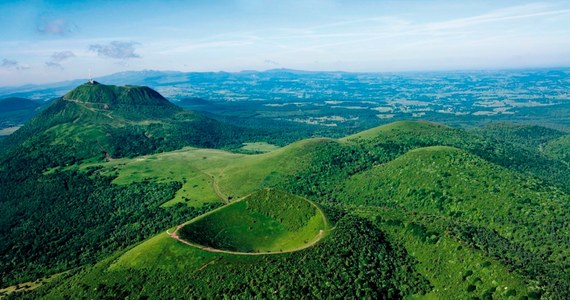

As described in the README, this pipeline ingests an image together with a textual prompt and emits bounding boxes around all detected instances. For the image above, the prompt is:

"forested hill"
[0,81,261,289]
[0,81,257,167]
[1,120,569,299]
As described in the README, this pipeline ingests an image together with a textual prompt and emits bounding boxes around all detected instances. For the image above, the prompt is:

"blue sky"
[1,0,570,86]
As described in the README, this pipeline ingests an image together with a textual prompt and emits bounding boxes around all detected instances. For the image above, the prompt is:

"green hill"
[337,146,569,250]
[41,212,429,299]
[0,82,258,289]
[335,146,569,298]
[63,81,174,106]
[2,119,570,299]
[0,81,252,166]
[342,120,570,192]
[341,120,450,140]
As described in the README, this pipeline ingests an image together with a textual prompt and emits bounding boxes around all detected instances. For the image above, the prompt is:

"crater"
[175,189,328,254]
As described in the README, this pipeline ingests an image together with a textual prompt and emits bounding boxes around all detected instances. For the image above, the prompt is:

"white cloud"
[89,41,141,59]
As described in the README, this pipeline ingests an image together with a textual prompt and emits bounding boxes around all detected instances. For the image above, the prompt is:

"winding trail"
[64,98,114,119]
[200,170,229,204]
[196,257,222,271]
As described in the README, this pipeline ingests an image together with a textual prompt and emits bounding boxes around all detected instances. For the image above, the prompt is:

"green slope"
[342,120,570,192]
[4,119,570,299]
[473,123,566,151]
[353,206,532,300]
[341,120,450,140]
[0,82,253,167]
[336,146,569,298]
[87,137,339,207]
[0,82,257,289]
[338,146,569,260]
[41,214,430,299]
[543,133,570,165]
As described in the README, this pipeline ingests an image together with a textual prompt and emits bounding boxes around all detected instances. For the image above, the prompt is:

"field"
[85,137,337,206]
[0,272,66,298]
[0,126,21,136]
[99,147,240,207]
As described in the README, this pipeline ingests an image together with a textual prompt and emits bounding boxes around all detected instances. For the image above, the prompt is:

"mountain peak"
[62,82,173,107]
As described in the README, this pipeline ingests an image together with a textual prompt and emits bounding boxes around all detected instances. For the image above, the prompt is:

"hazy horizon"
[1,0,570,87]
[4,65,570,90]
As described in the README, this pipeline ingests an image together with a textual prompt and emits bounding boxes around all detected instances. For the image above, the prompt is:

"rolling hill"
[342,120,570,192]
[1,103,568,299]
[335,146,569,292]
